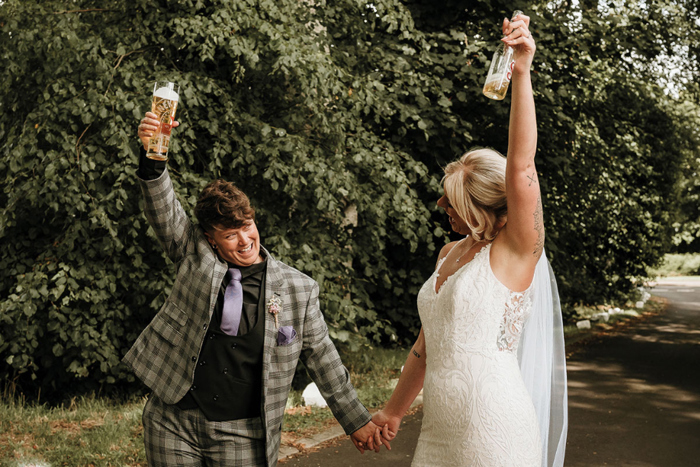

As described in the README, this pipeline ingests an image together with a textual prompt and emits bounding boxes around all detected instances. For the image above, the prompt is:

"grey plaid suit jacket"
[123,169,371,466]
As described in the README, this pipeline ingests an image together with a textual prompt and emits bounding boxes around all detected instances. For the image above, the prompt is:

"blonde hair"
[442,148,508,242]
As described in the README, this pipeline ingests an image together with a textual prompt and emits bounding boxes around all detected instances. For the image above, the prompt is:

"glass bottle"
[482,10,523,101]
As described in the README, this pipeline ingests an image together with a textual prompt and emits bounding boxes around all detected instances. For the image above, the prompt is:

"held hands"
[351,420,380,454]
[137,112,180,151]
[350,416,397,454]
[371,410,401,451]
[501,13,535,75]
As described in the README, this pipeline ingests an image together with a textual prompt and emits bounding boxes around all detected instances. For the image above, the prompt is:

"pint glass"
[146,81,180,161]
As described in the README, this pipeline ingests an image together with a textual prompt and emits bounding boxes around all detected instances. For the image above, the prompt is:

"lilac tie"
[221,268,242,336]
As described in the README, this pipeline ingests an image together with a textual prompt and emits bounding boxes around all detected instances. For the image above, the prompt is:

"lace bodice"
[497,280,532,353]
[427,244,534,356]
[412,243,541,467]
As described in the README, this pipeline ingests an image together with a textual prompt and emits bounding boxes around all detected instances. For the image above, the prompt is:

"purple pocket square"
[277,326,297,346]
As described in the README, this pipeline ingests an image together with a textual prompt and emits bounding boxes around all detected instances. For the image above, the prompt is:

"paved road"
[280,283,700,466]
[565,283,700,466]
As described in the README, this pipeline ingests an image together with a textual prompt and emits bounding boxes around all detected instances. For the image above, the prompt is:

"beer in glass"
[146,81,180,161]
[483,11,522,101]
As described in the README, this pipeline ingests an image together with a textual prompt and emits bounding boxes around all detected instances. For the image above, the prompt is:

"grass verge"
[0,394,145,467]
[0,348,409,466]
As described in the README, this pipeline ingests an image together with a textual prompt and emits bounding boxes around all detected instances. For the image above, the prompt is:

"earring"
[211,244,218,250]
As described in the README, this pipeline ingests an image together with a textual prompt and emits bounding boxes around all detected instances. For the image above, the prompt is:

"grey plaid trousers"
[143,395,265,466]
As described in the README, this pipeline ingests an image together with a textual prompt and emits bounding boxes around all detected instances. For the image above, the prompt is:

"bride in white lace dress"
[371,13,567,467]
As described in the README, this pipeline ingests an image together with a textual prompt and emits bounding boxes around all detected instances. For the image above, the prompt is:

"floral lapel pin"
[267,294,282,328]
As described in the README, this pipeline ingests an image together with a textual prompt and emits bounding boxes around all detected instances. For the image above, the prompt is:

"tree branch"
[76,124,92,163]
[53,9,113,15]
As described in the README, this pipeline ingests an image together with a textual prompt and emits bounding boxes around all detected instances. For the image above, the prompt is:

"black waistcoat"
[177,271,266,422]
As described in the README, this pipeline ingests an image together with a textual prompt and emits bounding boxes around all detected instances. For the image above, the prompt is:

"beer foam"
[154,86,179,102]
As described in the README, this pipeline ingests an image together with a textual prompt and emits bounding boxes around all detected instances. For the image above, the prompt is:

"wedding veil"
[517,249,568,467]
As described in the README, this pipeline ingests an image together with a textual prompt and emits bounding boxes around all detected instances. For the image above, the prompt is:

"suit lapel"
[262,245,285,386]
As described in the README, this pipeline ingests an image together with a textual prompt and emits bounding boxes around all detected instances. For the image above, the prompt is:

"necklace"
[455,235,480,263]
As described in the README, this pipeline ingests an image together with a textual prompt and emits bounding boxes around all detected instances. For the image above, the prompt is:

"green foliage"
[648,253,700,277]
[508,0,699,305]
[1,0,698,398]
[670,87,700,252]
[0,0,440,399]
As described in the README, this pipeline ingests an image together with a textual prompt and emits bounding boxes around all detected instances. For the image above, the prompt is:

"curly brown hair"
[194,179,255,232]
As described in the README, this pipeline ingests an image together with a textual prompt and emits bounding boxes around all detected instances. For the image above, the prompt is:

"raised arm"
[498,14,543,263]
[136,113,191,263]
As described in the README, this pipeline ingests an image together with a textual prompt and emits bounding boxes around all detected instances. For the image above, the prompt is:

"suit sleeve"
[138,162,193,264]
[138,146,167,180]
[299,283,372,434]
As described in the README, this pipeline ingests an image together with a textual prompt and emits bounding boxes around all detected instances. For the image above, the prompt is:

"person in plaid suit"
[124,113,384,466]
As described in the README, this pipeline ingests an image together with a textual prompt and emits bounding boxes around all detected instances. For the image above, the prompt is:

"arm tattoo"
[527,172,538,187]
[412,349,421,359]
[533,196,544,256]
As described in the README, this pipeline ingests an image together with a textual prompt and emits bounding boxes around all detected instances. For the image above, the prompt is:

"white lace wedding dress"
[412,243,542,467]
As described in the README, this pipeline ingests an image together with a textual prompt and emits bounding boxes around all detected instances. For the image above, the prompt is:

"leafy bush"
[0,0,439,399]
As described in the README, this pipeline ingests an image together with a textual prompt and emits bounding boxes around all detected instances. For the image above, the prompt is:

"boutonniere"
[267,294,282,328]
